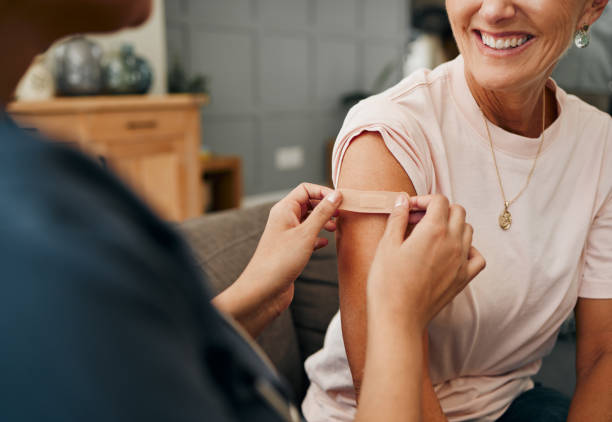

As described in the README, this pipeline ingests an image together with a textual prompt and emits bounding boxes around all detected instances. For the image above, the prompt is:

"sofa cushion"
[292,228,339,353]
[291,228,339,398]
[179,203,304,397]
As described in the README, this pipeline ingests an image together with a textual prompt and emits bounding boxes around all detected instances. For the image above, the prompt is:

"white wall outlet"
[275,146,304,171]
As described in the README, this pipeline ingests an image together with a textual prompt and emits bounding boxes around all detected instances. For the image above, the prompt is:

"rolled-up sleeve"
[331,95,434,196]
[580,190,612,298]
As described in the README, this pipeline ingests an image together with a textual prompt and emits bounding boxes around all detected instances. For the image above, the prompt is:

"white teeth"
[481,33,529,50]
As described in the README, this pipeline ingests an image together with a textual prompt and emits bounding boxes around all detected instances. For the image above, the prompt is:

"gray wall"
[166,0,410,195]
[552,4,612,108]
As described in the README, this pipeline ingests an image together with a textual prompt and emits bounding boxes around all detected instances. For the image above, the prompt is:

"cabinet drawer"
[85,110,187,142]
[12,114,85,143]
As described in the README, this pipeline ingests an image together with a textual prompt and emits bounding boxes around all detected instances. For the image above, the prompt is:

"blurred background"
[165,0,414,203]
[11,0,612,216]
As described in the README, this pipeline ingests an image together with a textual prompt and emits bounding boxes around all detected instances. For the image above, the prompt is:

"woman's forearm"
[356,314,424,422]
[421,333,448,421]
[568,351,612,421]
[211,268,282,338]
[422,370,448,421]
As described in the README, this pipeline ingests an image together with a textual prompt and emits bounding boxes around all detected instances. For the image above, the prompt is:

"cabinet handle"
[126,120,158,130]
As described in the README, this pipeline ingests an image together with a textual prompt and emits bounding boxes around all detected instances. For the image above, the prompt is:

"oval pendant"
[499,209,512,230]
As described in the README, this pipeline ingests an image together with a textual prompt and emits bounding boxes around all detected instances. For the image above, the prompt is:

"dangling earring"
[575,25,590,48]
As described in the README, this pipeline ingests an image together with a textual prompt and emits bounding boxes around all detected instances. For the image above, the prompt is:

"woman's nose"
[479,0,517,24]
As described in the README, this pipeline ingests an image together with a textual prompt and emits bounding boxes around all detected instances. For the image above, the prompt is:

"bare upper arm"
[336,131,417,390]
[575,298,612,379]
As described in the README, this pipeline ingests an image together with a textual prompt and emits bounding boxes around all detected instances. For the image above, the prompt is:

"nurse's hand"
[356,194,484,422]
[212,183,342,337]
[367,193,486,330]
[251,183,342,286]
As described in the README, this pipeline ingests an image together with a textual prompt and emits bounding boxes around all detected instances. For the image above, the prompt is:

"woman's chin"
[468,68,532,94]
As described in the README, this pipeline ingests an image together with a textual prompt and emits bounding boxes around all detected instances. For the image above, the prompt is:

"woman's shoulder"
[355,59,453,118]
[331,63,457,193]
[385,59,453,103]
[555,85,612,137]
[555,89,612,204]
[342,60,455,142]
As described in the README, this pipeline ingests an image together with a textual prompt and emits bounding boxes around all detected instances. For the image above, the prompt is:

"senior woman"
[303,1,612,421]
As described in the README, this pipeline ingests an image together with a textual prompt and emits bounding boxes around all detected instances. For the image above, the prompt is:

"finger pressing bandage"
[338,188,407,214]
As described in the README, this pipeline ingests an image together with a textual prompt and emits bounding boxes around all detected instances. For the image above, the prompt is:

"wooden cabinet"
[201,154,243,212]
[8,95,208,221]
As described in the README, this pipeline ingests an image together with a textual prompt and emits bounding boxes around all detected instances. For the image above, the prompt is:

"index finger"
[278,183,335,220]
[408,195,436,211]
[419,194,450,224]
[286,183,335,205]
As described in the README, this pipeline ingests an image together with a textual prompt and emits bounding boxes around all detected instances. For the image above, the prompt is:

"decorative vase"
[15,55,55,101]
[53,36,103,96]
[102,44,153,95]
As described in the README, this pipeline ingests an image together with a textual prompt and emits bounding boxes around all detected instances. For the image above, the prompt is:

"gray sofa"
[180,203,339,401]
[180,202,577,404]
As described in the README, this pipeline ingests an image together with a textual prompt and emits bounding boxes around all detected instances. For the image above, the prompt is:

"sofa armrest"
[180,204,269,295]
[180,203,341,402]
[179,204,304,398]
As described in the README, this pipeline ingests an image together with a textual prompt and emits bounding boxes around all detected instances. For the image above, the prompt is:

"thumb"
[466,246,486,281]
[302,190,342,235]
[382,193,411,245]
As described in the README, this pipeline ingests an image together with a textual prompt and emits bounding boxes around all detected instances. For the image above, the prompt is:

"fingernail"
[395,193,408,208]
[326,190,341,204]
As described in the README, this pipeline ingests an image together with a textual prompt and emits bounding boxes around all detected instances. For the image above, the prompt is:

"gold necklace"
[482,89,546,231]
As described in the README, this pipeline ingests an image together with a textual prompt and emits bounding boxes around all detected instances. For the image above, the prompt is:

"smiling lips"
[477,30,534,51]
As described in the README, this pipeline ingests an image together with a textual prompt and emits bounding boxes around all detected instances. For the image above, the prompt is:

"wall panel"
[259,36,311,110]
[191,30,254,114]
[188,0,252,25]
[316,40,359,107]
[166,0,410,195]
[316,0,358,32]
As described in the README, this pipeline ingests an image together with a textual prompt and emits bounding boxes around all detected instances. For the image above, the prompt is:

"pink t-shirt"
[302,56,612,422]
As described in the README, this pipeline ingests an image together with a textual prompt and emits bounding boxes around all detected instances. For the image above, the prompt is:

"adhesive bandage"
[338,188,405,214]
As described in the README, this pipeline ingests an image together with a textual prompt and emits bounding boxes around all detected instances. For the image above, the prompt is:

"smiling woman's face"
[446,0,589,93]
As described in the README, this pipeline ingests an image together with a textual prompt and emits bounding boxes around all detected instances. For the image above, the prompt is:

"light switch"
[275,146,304,171]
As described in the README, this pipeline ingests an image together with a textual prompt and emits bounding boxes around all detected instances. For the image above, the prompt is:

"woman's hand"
[356,194,485,422]
[248,183,342,303]
[367,193,486,330]
[212,183,342,337]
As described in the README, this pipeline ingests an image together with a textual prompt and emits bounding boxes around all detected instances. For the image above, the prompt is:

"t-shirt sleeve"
[580,192,612,298]
[331,94,434,195]
[579,121,612,298]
